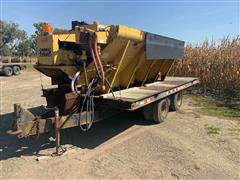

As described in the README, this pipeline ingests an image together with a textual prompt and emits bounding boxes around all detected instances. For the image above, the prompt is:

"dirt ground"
[0,71,240,179]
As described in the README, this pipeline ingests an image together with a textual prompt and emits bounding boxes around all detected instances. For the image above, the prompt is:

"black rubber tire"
[13,66,21,75]
[143,103,154,121]
[3,66,13,76]
[153,98,169,123]
[170,92,183,111]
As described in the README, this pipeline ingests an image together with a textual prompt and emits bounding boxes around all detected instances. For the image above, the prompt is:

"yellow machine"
[8,21,197,155]
[35,21,184,115]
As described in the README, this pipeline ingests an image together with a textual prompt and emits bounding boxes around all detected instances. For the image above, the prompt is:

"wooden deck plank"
[101,76,198,101]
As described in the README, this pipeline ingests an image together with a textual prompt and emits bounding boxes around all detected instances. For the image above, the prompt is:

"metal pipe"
[54,107,60,155]
[83,60,89,86]
[93,36,105,86]
[89,37,100,77]
[71,71,81,95]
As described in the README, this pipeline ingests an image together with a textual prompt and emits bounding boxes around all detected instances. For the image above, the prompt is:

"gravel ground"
[1,71,239,179]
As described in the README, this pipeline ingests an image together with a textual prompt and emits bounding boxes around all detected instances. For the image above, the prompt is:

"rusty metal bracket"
[27,116,40,138]
[6,103,118,155]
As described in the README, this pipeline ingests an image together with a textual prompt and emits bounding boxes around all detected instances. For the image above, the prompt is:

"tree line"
[0,20,67,57]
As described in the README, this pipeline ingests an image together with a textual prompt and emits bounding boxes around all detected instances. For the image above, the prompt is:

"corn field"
[170,35,240,99]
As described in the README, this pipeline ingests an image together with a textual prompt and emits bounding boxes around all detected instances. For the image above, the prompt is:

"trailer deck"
[98,77,199,110]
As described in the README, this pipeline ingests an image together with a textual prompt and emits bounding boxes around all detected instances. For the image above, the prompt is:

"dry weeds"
[171,36,240,99]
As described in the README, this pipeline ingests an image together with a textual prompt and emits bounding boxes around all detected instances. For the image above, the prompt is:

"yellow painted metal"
[112,25,144,42]
[35,21,175,94]
[36,35,53,65]
[37,33,76,65]
[96,31,108,44]
[108,40,130,92]
[141,60,158,85]
[126,51,145,88]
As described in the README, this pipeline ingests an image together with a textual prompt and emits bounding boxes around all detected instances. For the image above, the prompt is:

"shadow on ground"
[0,108,154,160]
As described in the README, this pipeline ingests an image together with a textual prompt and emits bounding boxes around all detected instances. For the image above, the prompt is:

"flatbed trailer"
[0,63,26,76]
[8,76,198,154]
[98,77,198,110]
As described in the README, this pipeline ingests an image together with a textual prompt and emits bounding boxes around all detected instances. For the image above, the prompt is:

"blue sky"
[1,0,239,43]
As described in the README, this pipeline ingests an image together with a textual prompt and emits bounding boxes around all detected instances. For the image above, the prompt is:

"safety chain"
[27,116,40,138]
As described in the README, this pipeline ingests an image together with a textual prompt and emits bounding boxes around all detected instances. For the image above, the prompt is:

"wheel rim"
[176,93,182,107]
[14,67,20,75]
[5,68,12,76]
[160,100,168,118]
[7,69,11,75]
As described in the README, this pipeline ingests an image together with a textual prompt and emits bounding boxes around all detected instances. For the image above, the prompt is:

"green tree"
[0,20,26,50]
[33,22,44,32]
[29,34,36,55]
[0,20,28,56]
[16,38,33,57]
[1,46,12,56]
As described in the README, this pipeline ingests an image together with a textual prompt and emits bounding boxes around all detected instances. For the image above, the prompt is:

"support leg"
[52,107,66,156]
[54,107,60,155]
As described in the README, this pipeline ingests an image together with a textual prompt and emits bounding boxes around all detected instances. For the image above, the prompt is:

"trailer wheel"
[153,98,169,123]
[3,66,13,76]
[13,66,21,75]
[170,92,183,111]
[143,103,154,121]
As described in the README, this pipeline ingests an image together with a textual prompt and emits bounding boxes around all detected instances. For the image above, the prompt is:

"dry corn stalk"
[171,35,240,96]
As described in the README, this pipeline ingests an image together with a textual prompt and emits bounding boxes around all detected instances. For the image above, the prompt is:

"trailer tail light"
[132,97,155,109]
[42,23,53,33]
[131,102,136,109]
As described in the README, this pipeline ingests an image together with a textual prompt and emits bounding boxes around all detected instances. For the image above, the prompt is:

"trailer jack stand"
[51,146,66,157]
[51,107,66,156]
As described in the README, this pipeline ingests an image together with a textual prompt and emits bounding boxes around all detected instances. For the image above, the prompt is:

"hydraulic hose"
[69,34,106,131]
[93,36,105,85]
[88,34,105,86]
[89,37,101,77]
[71,71,81,95]
[72,35,105,95]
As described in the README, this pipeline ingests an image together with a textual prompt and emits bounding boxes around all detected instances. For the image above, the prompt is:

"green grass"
[23,63,35,71]
[204,124,220,134]
[188,94,240,120]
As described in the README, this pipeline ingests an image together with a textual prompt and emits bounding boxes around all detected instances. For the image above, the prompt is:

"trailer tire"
[3,66,13,76]
[143,103,154,121]
[170,92,183,111]
[13,66,21,75]
[153,98,169,123]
